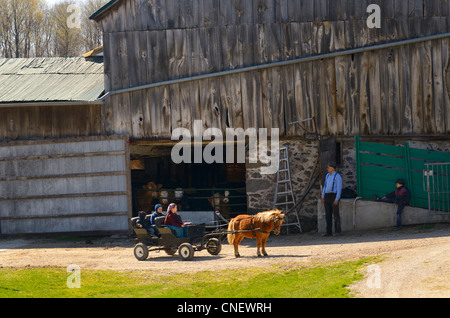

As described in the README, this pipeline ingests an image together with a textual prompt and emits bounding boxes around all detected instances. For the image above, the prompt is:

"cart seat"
[130,217,140,229]
[154,216,166,228]
[152,215,180,238]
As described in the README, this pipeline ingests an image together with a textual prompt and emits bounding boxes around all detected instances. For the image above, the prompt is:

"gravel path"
[1,223,449,297]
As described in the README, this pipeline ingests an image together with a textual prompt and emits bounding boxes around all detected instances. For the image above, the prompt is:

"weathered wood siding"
[0,105,103,140]
[99,0,450,137]
[0,135,131,235]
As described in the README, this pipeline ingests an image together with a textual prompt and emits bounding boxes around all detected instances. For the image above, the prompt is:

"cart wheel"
[164,246,177,255]
[178,243,194,261]
[206,238,222,255]
[134,243,149,261]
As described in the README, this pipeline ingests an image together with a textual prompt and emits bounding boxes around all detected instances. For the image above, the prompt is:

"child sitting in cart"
[164,203,188,238]
[136,211,159,238]
[150,204,165,225]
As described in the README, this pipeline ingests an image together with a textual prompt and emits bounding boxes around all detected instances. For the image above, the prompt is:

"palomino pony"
[227,210,285,258]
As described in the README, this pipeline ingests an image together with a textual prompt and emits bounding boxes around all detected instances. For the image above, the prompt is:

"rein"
[250,215,283,236]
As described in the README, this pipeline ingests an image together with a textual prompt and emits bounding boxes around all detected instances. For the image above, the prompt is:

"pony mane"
[255,209,282,223]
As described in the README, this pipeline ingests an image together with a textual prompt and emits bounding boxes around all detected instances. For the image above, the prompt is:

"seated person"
[373,178,411,230]
[150,204,165,225]
[164,203,188,238]
[136,211,159,238]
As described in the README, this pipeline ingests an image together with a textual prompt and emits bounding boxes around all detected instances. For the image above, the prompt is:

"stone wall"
[245,139,321,231]
[339,139,358,191]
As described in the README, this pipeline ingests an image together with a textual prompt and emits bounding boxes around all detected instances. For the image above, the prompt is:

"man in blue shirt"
[321,162,343,236]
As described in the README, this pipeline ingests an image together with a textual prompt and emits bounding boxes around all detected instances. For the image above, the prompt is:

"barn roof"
[89,0,123,21]
[0,57,104,104]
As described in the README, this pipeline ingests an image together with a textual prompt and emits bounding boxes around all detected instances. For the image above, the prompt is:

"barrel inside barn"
[130,141,247,221]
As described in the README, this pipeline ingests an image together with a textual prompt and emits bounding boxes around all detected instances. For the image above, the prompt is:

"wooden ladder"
[273,146,302,233]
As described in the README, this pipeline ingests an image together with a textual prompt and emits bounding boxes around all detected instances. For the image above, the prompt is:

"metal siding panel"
[358,152,406,168]
[0,136,130,235]
[0,177,125,199]
[409,147,450,162]
[359,141,405,156]
[0,139,124,158]
[0,195,128,219]
[1,215,129,235]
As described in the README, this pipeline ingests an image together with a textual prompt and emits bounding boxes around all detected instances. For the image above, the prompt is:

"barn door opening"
[130,141,247,222]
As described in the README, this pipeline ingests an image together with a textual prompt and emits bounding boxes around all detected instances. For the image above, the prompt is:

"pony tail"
[227,220,235,244]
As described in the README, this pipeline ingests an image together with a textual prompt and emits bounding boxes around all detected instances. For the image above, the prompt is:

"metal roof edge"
[0,101,103,108]
[89,0,122,21]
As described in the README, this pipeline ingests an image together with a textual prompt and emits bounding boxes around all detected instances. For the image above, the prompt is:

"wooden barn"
[88,0,450,230]
[2,0,449,236]
[0,56,132,236]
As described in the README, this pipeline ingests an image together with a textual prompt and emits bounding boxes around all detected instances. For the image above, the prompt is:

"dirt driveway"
[1,224,449,298]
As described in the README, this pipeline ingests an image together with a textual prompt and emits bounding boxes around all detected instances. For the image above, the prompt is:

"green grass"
[0,258,378,298]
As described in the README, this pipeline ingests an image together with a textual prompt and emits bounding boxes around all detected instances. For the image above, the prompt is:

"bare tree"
[32,1,53,57]
[0,0,13,57]
[52,0,84,57]
[0,0,41,57]
[0,0,107,58]
[81,0,104,52]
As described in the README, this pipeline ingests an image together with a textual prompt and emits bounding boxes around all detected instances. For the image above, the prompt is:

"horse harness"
[249,215,283,237]
[231,214,284,237]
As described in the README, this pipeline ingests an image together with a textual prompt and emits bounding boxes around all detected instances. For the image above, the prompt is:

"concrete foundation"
[318,199,450,233]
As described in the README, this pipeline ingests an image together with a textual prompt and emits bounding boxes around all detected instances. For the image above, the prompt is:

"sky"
[45,0,85,6]
[45,0,65,4]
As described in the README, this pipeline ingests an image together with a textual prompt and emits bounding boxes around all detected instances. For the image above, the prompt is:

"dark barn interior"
[130,141,247,219]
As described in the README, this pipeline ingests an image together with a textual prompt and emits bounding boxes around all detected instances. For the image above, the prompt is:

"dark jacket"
[386,186,411,205]
[150,212,164,225]
[136,211,151,229]
[164,212,184,227]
